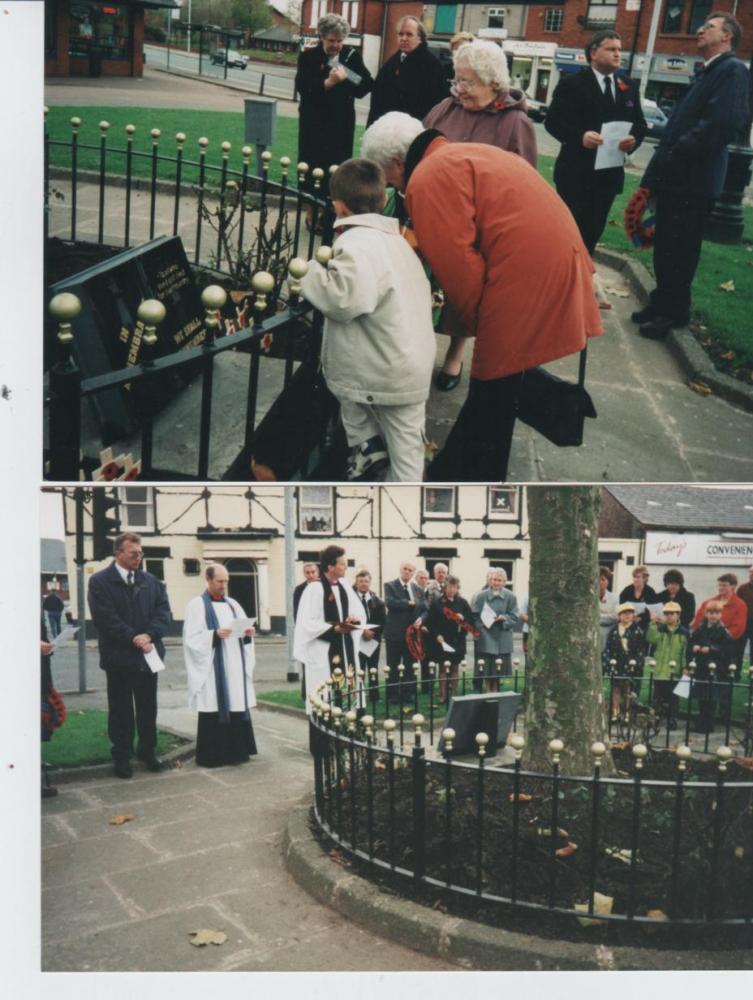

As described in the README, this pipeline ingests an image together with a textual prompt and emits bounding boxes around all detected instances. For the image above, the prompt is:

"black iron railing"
[44,116,338,482]
[309,704,753,928]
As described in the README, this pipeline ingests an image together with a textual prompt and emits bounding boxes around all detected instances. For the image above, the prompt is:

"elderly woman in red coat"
[361,112,603,481]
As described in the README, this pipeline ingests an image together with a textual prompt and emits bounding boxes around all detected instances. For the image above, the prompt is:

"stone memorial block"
[437,691,522,757]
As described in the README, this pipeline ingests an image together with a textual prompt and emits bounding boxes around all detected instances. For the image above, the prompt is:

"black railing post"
[149,128,161,241]
[708,746,732,922]
[724,664,736,747]
[412,662,420,714]
[307,168,325,258]
[369,668,378,717]
[216,140,230,268]
[332,707,344,838]
[70,116,81,242]
[427,662,436,740]
[346,710,358,853]
[97,119,109,245]
[510,733,525,903]
[173,131,185,236]
[256,150,272,269]
[587,741,607,916]
[746,666,753,757]
[626,743,648,920]
[684,661,696,746]
[275,156,291,265]
[442,726,455,888]
[412,715,426,883]
[237,144,252,265]
[196,284,226,479]
[385,719,397,869]
[397,663,405,747]
[244,272,273,462]
[362,715,375,859]
[669,744,691,920]
[136,299,166,479]
[195,136,208,264]
[294,162,308,255]
[475,732,489,895]
[312,711,325,819]
[47,293,83,481]
[548,738,563,909]
[383,667,391,721]
[124,123,135,247]
[323,705,334,830]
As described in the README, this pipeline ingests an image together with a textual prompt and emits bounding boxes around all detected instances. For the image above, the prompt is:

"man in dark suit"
[367,15,448,126]
[353,569,386,677]
[88,532,172,778]
[545,29,647,256]
[383,561,422,701]
[635,12,750,339]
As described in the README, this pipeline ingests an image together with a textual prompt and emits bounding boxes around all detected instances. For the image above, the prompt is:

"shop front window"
[510,57,533,93]
[69,3,131,60]
[662,2,686,33]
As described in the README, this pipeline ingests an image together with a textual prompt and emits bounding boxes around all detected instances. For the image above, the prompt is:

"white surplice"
[292,579,363,714]
[183,595,256,711]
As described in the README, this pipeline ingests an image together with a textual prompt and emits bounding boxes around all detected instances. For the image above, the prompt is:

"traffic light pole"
[74,487,88,694]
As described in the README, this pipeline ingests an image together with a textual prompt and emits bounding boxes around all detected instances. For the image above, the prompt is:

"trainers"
[346,436,389,481]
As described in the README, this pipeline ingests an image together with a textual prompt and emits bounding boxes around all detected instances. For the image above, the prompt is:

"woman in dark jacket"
[619,565,658,628]
[295,14,373,213]
[655,568,696,629]
[425,575,477,703]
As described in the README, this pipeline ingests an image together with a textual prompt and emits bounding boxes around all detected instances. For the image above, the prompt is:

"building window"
[341,1,359,29]
[117,486,155,531]
[543,9,564,32]
[45,1,57,57]
[435,4,458,34]
[488,559,515,589]
[142,556,165,581]
[299,486,334,534]
[689,0,713,33]
[586,0,618,26]
[487,7,505,29]
[487,487,519,520]
[69,3,131,60]
[310,0,327,28]
[184,558,201,576]
[422,486,457,518]
[662,2,686,33]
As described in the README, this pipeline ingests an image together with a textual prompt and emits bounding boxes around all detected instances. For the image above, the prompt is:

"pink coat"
[405,138,603,381]
[423,91,538,168]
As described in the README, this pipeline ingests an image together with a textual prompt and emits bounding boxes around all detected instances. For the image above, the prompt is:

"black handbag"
[517,348,597,447]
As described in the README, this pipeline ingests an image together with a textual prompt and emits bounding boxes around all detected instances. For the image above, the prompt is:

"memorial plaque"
[47,236,206,442]
[437,692,522,757]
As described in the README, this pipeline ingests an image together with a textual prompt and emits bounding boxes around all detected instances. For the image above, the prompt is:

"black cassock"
[295,43,373,195]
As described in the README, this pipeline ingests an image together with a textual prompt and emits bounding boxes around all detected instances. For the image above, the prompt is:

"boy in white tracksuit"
[300,158,435,482]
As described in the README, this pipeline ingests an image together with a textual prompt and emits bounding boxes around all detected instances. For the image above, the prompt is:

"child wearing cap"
[688,599,731,734]
[603,603,646,721]
[645,602,688,727]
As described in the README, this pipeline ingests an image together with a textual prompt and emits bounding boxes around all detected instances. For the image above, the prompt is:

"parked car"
[642,100,669,141]
[211,48,248,70]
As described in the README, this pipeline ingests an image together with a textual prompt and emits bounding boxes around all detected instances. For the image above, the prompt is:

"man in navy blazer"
[546,29,646,256]
[636,12,750,339]
[88,532,173,778]
[383,561,422,700]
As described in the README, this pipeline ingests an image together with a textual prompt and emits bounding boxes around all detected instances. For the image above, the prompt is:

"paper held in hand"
[144,647,165,673]
[51,625,79,647]
[673,677,691,699]
[480,604,497,629]
[228,617,256,638]
[594,120,631,170]
[441,640,455,653]
[359,637,379,658]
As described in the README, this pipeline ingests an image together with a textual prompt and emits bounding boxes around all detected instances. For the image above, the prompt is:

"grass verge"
[42,708,189,768]
[44,106,753,371]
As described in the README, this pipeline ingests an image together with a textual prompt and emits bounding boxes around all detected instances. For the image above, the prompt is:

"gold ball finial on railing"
[49,292,82,346]
[126,124,136,140]
[442,728,456,753]
[716,745,732,772]
[297,161,309,182]
[728,663,737,679]
[198,136,209,151]
[150,127,160,145]
[632,743,648,770]
[261,150,272,172]
[428,661,436,677]
[382,666,390,680]
[201,284,228,329]
[383,718,397,745]
[71,116,82,134]
[361,715,374,740]
[242,145,252,165]
[137,298,166,348]
[412,714,425,740]
[175,131,186,150]
[495,658,502,673]
[675,745,691,771]
[331,705,343,730]
[510,733,525,759]
[475,732,489,758]
[345,709,357,734]
[513,658,520,670]
[709,662,717,677]
[460,659,467,674]
[398,662,405,677]
[221,140,231,158]
[99,120,110,137]
[315,245,333,266]
[251,270,275,312]
[443,660,451,674]
[44,105,49,121]
[328,163,339,176]
[280,155,291,178]
[312,166,325,189]
[591,741,607,769]
[549,738,564,765]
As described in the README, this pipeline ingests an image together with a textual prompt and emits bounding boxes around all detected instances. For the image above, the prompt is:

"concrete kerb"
[46,730,196,785]
[284,797,753,972]
[595,246,753,416]
[150,64,299,109]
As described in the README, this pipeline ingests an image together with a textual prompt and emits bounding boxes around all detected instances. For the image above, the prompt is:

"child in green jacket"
[645,601,688,726]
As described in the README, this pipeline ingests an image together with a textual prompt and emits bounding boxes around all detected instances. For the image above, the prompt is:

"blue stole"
[202,591,250,723]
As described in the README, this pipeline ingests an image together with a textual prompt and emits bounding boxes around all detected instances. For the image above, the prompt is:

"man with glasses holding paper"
[88,532,173,779]
[545,29,646,257]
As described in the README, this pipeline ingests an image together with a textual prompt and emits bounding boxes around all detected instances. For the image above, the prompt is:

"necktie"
[604,76,614,104]
[127,571,134,587]
[400,52,406,63]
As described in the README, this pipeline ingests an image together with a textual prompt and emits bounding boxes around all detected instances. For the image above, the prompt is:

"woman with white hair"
[423,39,537,390]
[295,14,373,215]
[360,112,603,481]
[471,569,519,693]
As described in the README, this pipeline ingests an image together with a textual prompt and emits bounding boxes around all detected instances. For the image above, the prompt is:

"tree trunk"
[524,486,611,775]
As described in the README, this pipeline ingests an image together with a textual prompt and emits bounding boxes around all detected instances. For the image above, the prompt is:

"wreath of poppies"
[624,185,656,250]
[42,687,67,734]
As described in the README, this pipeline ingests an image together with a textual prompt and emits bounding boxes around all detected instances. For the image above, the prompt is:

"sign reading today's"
[645,532,753,566]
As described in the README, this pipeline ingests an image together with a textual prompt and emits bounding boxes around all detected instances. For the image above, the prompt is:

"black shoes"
[42,785,59,798]
[139,754,163,773]
[434,364,463,392]
[631,304,656,325]
[114,760,133,779]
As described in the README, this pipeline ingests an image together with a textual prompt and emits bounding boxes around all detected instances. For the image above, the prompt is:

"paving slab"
[42,829,161,889]
[42,876,133,939]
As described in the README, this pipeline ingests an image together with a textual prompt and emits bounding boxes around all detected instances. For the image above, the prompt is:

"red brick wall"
[526,2,753,61]
[44,1,70,77]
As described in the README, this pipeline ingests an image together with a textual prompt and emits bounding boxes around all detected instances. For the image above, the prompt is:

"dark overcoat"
[367,42,448,126]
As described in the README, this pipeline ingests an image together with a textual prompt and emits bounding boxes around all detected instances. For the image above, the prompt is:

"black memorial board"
[437,692,522,757]
[47,236,206,443]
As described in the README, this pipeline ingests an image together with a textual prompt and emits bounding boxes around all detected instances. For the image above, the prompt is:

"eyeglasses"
[452,77,479,91]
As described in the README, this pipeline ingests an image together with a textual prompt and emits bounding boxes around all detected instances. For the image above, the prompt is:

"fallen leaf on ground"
[720,351,735,360]
[109,814,135,826]
[575,892,613,927]
[687,380,712,397]
[188,929,227,947]
[536,825,570,838]
[604,286,630,297]
[556,841,578,858]
[509,793,533,803]
[605,846,633,864]
[328,848,351,867]
[718,280,736,292]
[734,847,745,859]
